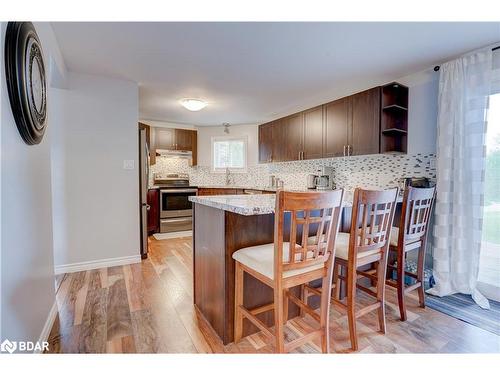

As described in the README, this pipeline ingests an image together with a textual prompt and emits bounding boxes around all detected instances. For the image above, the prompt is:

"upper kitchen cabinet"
[155,127,176,150]
[259,120,285,163]
[349,87,381,156]
[150,127,198,166]
[380,82,409,153]
[175,129,194,151]
[324,97,349,157]
[258,82,407,163]
[303,106,324,160]
[282,113,304,161]
[258,122,273,163]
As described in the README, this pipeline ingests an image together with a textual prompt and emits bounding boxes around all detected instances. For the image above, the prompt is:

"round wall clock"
[4,22,47,145]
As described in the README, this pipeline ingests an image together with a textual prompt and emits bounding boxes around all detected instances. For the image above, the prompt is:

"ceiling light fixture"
[180,98,207,111]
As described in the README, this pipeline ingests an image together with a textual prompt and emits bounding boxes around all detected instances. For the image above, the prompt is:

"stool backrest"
[274,189,344,277]
[349,188,398,260]
[398,186,436,247]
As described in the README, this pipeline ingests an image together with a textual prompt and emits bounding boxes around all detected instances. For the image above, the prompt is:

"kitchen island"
[189,193,342,345]
[190,191,405,345]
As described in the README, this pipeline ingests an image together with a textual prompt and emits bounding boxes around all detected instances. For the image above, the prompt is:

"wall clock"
[4,22,47,145]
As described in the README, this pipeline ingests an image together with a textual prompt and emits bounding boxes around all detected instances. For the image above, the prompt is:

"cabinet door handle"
[343,145,346,157]
[348,145,352,156]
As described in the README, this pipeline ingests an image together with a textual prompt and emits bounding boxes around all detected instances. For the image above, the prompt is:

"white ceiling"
[51,22,500,126]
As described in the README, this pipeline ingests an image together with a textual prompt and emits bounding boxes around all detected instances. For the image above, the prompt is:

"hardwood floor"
[46,236,500,353]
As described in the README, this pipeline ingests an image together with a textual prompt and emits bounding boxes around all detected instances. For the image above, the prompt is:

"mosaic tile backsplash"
[149,153,436,191]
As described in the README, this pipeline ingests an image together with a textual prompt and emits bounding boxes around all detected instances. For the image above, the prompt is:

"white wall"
[397,68,439,154]
[1,22,65,342]
[51,72,140,268]
[196,124,259,167]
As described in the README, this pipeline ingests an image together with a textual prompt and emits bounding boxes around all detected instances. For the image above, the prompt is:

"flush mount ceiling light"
[180,98,207,111]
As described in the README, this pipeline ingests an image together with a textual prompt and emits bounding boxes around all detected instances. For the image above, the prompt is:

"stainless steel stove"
[154,174,197,233]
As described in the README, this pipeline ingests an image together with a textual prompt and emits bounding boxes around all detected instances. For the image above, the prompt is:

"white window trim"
[211,135,248,173]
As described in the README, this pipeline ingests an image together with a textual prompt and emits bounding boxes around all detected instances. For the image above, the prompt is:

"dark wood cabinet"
[324,97,349,157]
[258,82,405,162]
[350,87,381,156]
[198,188,245,195]
[147,189,159,234]
[197,188,273,196]
[258,122,275,163]
[150,127,197,166]
[380,82,409,153]
[175,129,193,151]
[155,127,176,150]
[282,113,304,161]
[303,106,324,160]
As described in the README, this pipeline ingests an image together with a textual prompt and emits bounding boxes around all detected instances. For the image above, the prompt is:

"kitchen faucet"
[225,168,234,185]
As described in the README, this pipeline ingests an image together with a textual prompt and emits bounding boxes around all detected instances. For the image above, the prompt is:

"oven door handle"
[160,217,193,223]
[160,189,198,194]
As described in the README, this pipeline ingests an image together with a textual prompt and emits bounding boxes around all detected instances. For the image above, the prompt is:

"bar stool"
[386,186,436,321]
[232,189,344,353]
[321,188,398,351]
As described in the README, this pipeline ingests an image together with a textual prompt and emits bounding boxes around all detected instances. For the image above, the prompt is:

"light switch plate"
[123,160,135,170]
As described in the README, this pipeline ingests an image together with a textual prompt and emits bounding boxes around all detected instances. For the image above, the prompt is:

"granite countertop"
[189,191,359,216]
[148,184,278,191]
[189,189,402,216]
[190,194,277,215]
[196,185,278,192]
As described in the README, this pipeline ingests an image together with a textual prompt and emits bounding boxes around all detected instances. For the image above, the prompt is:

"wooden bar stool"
[323,188,398,351]
[232,189,344,353]
[386,186,436,321]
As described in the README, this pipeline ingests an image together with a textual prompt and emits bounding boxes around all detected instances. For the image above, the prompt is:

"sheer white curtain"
[427,47,492,308]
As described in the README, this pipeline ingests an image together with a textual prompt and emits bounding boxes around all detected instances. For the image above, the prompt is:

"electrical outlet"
[123,160,135,170]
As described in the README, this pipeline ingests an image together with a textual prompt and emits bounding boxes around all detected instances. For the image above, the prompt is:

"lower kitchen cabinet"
[147,189,159,234]
[197,188,273,196]
[197,188,244,195]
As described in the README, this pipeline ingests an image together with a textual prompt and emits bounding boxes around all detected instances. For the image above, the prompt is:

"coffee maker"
[307,166,334,190]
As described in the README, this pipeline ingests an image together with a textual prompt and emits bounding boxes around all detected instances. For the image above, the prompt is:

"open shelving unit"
[380,82,408,153]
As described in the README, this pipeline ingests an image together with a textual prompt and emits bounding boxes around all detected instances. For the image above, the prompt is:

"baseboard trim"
[35,300,58,353]
[54,255,142,275]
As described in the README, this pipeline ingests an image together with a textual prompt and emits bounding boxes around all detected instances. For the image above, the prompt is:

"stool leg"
[300,284,308,317]
[283,288,289,321]
[234,262,244,343]
[396,247,407,321]
[346,265,358,351]
[320,267,334,353]
[417,245,426,308]
[376,257,387,334]
[274,286,285,353]
[333,263,340,300]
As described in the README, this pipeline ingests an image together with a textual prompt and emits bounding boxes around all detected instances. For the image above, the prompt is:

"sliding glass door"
[478,93,500,301]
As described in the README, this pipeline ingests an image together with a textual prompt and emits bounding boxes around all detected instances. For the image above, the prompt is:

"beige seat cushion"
[334,232,382,260]
[390,227,399,247]
[232,242,325,280]
[389,226,422,248]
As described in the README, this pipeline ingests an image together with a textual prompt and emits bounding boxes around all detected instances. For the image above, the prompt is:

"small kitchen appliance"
[308,167,334,190]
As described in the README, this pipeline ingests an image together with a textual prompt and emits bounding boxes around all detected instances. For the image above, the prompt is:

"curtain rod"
[433,45,500,72]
